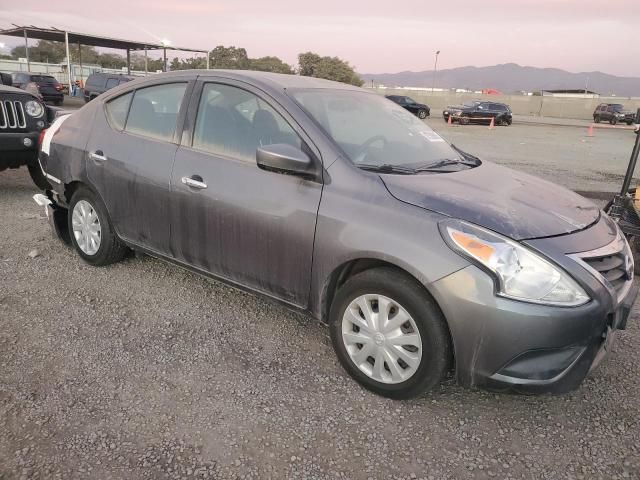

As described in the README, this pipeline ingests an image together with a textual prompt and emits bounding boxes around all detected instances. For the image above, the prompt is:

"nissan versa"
[35,70,637,399]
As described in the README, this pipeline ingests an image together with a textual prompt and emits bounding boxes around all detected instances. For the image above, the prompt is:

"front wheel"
[610,117,618,125]
[594,115,600,123]
[418,109,428,119]
[329,268,452,399]
[68,186,129,266]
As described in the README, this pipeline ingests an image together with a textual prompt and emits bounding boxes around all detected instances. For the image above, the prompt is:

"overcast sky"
[1,0,639,76]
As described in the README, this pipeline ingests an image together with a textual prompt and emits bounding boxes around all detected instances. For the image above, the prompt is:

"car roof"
[127,69,364,92]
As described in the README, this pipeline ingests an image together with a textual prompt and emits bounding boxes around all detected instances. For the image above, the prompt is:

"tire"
[329,267,452,399]
[610,117,617,125]
[418,109,428,119]
[27,161,51,190]
[594,115,600,123]
[627,121,634,126]
[459,116,470,125]
[68,186,129,266]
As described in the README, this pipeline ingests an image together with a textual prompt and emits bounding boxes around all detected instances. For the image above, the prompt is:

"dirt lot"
[1,121,640,479]
[426,117,638,194]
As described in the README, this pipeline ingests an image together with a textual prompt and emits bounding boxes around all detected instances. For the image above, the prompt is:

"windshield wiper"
[450,144,481,164]
[356,164,417,174]
[411,159,467,172]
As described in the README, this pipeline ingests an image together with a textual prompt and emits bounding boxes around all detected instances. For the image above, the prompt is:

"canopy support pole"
[65,31,72,97]
[126,48,131,75]
[144,47,148,75]
[77,41,83,87]
[206,51,210,70]
[163,48,167,72]
[23,29,30,71]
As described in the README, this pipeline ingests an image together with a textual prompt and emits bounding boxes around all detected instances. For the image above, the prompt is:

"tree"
[297,52,363,86]
[248,56,293,74]
[209,46,249,69]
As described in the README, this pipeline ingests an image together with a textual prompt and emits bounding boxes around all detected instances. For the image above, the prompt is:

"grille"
[0,100,27,129]
[582,249,631,296]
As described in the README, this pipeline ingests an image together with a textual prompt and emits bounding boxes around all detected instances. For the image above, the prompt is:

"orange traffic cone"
[488,117,495,130]
[587,124,594,137]
[447,114,452,126]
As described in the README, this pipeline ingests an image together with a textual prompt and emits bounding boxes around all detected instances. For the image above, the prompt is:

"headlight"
[25,100,44,118]
[440,220,589,307]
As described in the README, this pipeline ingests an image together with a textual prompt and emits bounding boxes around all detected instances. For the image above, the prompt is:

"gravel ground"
[2,154,640,478]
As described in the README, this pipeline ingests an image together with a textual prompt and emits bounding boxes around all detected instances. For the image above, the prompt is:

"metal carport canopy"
[0,25,210,90]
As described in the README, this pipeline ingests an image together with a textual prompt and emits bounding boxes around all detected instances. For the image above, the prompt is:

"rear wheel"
[329,268,452,399]
[459,116,470,125]
[627,121,634,126]
[68,186,129,266]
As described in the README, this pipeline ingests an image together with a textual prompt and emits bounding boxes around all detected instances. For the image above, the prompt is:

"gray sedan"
[36,70,637,399]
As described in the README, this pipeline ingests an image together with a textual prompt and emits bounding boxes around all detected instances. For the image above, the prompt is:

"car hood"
[381,161,600,240]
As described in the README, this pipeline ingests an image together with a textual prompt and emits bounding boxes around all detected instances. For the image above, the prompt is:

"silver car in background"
[36,70,637,398]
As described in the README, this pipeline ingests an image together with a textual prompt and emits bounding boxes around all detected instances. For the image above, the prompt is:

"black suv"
[443,101,512,125]
[83,72,134,102]
[0,73,57,188]
[11,72,64,106]
[386,95,430,119]
[593,103,635,125]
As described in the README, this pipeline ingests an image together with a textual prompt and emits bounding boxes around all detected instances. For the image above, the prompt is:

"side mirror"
[257,143,317,179]
[0,73,12,86]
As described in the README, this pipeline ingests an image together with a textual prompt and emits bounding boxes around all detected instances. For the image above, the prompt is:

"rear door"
[86,80,192,255]
[170,79,323,307]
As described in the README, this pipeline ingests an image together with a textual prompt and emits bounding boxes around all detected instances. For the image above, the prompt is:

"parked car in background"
[37,70,636,399]
[0,78,56,189]
[386,95,430,119]
[593,104,635,125]
[83,72,134,102]
[0,72,11,86]
[443,101,512,125]
[11,72,64,106]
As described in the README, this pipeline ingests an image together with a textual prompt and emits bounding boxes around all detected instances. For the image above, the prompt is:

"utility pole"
[432,50,440,93]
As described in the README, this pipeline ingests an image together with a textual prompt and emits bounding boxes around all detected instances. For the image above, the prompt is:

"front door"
[170,81,323,307]
[86,81,190,255]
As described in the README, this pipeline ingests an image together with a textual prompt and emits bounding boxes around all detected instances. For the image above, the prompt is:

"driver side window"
[192,83,303,163]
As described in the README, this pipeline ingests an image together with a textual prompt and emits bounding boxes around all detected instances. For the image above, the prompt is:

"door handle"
[181,175,207,189]
[89,150,107,162]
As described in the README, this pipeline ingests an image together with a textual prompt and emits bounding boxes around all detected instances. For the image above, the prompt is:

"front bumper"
[430,226,638,394]
[0,132,39,167]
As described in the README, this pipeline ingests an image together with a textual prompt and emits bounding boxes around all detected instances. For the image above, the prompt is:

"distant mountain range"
[360,63,640,97]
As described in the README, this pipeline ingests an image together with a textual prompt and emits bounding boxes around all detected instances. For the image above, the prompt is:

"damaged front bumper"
[430,259,637,394]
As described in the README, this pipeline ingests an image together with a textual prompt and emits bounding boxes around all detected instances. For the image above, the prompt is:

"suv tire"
[593,115,600,123]
[329,267,452,399]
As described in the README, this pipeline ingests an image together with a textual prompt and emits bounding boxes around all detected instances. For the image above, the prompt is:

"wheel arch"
[320,257,456,372]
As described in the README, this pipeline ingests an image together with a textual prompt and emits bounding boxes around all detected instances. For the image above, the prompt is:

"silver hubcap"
[341,294,422,384]
[72,200,101,256]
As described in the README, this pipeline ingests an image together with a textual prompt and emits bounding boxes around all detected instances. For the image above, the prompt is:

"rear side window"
[192,83,302,162]
[125,83,187,142]
[105,92,133,130]
[105,78,119,89]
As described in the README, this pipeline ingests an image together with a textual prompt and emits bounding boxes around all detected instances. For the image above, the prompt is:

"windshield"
[290,89,461,168]
[611,104,624,112]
